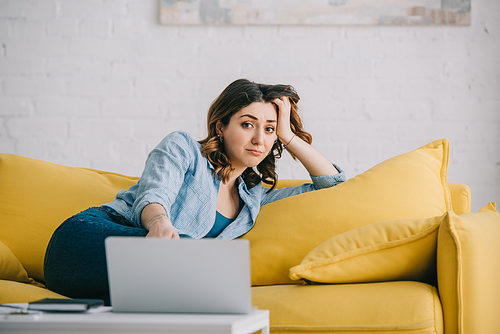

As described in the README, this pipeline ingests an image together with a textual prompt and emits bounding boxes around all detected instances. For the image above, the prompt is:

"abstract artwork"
[160,0,470,26]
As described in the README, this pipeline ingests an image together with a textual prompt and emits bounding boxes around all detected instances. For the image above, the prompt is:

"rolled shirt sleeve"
[310,163,346,189]
[260,163,346,206]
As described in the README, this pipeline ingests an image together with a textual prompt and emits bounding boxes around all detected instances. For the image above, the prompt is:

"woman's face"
[217,102,277,173]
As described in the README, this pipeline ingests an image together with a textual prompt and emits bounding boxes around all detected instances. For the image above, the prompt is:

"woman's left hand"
[273,96,339,177]
[273,97,295,145]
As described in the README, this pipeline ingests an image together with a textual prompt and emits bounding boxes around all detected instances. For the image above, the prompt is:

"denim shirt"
[104,131,346,240]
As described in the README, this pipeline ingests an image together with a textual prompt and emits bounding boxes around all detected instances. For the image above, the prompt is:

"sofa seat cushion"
[0,154,138,283]
[244,139,451,286]
[252,281,443,334]
[0,280,68,304]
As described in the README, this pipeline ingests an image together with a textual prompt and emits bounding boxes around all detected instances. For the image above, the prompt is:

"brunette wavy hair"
[198,79,312,191]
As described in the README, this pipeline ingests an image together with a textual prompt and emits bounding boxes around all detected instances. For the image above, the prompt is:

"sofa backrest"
[0,148,470,286]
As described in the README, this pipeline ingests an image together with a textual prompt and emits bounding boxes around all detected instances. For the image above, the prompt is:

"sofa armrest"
[437,203,500,334]
[448,183,471,215]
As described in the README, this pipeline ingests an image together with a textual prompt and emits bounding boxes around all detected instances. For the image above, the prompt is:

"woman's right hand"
[146,218,180,239]
[141,203,180,239]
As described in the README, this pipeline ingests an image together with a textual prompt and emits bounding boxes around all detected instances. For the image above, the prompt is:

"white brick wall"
[0,0,499,212]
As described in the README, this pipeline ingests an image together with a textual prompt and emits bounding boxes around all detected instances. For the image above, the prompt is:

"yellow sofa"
[1,138,500,334]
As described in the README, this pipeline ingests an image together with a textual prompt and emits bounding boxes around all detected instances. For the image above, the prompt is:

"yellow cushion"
[289,214,443,284]
[0,154,138,283]
[252,282,443,333]
[0,279,68,304]
[0,240,33,284]
[437,203,500,334]
[243,139,451,286]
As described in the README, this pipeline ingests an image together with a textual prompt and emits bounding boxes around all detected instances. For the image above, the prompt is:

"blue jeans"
[44,206,147,305]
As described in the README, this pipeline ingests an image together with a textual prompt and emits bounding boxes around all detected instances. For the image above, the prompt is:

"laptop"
[104,237,253,314]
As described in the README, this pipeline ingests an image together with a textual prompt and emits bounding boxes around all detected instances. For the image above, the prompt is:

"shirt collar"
[237,176,251,195]
[205,155,251,195]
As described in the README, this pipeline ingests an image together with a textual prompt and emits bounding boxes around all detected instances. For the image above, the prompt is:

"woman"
[44,79,346,302]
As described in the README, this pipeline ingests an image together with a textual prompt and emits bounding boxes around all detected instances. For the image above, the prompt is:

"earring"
[218,134,224,143]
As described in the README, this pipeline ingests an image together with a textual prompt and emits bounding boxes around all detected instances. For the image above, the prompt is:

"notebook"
[105,237,253,314]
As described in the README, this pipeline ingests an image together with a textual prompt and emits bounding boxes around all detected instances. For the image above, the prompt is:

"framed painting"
[160,0,471,26]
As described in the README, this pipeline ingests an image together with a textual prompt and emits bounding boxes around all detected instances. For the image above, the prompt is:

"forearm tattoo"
[147,213,167,227]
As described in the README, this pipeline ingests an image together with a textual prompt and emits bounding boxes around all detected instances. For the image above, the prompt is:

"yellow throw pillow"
[0,154,138,283]
[0,240,33,284]
[289,214,444,284]
[437,202,500,334]
[243,139,452,286]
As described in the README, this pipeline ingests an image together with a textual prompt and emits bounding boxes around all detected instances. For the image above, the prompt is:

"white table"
[0,308,270,334]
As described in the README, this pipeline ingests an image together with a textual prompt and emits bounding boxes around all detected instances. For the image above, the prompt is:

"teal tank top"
[205,199,243,238]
